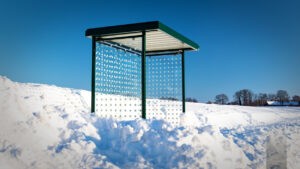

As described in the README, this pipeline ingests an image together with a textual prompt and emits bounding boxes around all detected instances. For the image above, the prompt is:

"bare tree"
[234,89,253,106]
[276,90,289,104]
[215,94,229,105]
[267,94,277,101]
[234,91,242,105]
[257,93,268,106]
[185,97,198,103]
[206,101,213,104]
[241,89,253,105]
[292,95,300,105]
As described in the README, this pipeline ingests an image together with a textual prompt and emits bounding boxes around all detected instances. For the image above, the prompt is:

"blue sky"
[0,0,299,102]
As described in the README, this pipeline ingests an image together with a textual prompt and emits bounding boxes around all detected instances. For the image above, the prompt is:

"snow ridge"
[0,76,299,169]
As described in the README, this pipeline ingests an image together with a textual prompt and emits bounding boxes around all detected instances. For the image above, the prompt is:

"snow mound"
[0,76,299,169]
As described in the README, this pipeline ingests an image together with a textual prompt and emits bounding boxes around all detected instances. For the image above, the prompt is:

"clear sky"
[0,0,299,102]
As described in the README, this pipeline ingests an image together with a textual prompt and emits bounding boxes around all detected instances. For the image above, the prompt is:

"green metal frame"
[141,31,146,118]
[86,21,199,118]
[91,37,96,113]
[182,50,186,113]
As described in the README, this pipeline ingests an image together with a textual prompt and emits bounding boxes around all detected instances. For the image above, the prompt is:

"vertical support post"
[91,37,96,113]
[141,31,146,119]
[181,50,186,113]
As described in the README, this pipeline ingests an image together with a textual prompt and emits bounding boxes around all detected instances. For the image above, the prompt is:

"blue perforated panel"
[146,55,182,124]
[95,41,141,120]
[94,40,183,124]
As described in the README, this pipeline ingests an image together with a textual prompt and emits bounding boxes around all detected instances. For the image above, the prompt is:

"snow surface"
[0,76,300,169]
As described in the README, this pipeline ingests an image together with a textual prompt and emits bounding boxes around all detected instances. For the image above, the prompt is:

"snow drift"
[0,76,299,169]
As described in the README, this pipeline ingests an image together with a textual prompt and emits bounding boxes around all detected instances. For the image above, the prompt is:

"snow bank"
[0,76,299,169]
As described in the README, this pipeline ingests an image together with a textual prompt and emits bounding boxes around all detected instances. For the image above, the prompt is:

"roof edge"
[85,21,200,51]
[85,21,159,37]
[158,22,199,50]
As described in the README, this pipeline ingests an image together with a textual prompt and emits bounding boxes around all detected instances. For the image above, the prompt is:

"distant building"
[267,101,299,106]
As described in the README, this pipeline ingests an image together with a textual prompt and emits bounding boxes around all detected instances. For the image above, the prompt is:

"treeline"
[211,89,300,106]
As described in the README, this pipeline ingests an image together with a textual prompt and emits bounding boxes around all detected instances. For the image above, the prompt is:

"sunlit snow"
[0,76,299,169]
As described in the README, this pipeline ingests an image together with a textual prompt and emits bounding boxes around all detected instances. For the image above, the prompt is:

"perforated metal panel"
[91,30,189,123]
[94,41,183,123]
[95,40,142,120]
[146,55,182,124]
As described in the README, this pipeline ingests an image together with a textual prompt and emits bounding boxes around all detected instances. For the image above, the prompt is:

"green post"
[141,31,146,119]
[182,50,186,113]
[91,37,96,113]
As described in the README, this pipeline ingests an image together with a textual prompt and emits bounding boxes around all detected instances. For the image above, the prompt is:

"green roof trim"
[85,21,158,37]
[85,21,199,51]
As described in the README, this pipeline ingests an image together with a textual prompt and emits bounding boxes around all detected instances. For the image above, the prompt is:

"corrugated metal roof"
[86,21,199,55]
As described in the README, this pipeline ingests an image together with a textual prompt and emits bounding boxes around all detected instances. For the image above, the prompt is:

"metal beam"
[145,48,192,55]
[146,52,180,57]
[100,41,141,56]
[141,31,146,119]
[91,37,96,113]
[96,35,143,41]
[182,50,186,113]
